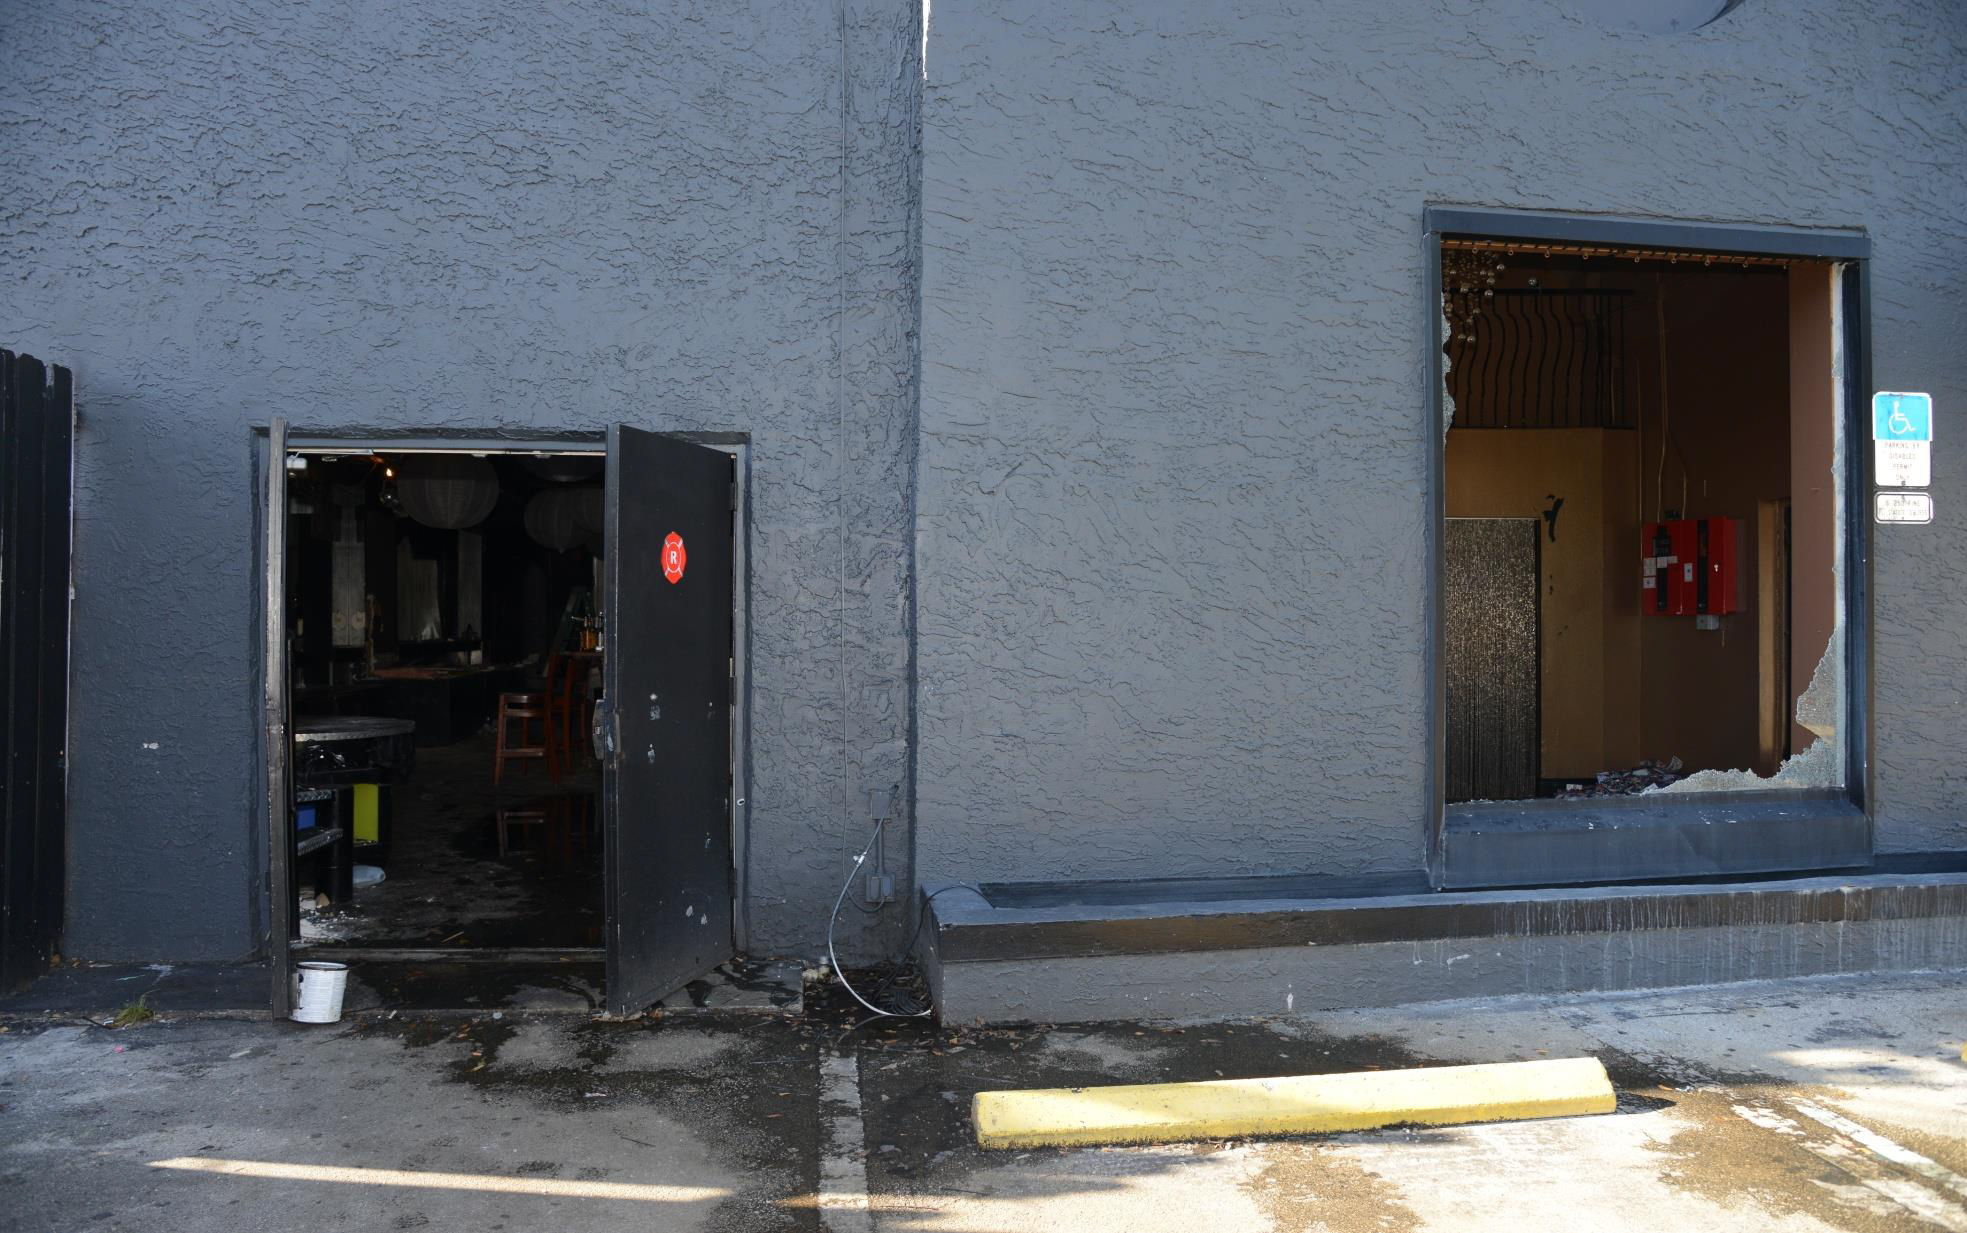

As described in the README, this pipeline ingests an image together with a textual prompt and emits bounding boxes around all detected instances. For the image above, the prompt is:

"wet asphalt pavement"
[2,969,1963,1232]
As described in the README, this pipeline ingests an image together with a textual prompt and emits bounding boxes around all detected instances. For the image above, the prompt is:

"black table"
[297,667,530,746]
[293,715,417,784]
[290,716,416,934]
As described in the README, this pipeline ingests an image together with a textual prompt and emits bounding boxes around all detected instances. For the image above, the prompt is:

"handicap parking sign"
[1873,392,1932,442]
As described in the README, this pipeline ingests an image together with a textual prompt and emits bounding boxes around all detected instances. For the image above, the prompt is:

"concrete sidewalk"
[2,970,1963,1231]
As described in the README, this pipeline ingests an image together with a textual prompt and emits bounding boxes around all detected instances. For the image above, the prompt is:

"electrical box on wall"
[1643,517,1740,616]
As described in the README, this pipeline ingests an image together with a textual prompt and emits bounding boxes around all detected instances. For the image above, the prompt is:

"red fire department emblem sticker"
[661,532,687,584]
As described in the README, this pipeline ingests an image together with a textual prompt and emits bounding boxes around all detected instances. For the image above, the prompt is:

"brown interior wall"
[1787,263,1838,757]
[1632,269,1791,776]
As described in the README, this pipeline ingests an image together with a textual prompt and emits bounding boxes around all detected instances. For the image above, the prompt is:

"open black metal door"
[0,352,74,993]
[600,426,735,1015]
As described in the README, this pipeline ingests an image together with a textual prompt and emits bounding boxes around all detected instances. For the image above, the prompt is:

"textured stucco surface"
[8,0,1967,972]
[0,0,922,961]
[916,0,1967,884]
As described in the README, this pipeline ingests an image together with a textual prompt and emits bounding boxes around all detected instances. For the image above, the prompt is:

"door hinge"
[729,481,738,511]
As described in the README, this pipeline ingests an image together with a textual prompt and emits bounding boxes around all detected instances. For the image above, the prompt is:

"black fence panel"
[1,350,73,991]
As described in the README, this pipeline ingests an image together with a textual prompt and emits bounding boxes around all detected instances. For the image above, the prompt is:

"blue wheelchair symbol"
[1873,392,1932,443]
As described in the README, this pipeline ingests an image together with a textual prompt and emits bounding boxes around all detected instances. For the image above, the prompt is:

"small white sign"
[1876,438,1932,487]
[1875,491,1933,524]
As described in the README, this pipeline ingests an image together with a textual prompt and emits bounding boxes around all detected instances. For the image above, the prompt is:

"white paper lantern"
[567,485,603,535]
[524,489,584,551]
[396,456,499,530]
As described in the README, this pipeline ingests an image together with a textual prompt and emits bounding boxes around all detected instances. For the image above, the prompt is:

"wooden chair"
[493,691,548,786]
[543,654,597,781]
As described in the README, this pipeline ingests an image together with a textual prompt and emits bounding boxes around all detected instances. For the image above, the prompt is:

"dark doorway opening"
[266,435,743,1017]
[286,450,607,967]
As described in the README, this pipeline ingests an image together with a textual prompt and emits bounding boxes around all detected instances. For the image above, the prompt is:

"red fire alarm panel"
[1642,517,1739,616]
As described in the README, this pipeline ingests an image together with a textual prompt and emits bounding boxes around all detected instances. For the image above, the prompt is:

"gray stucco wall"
[916,0,1967,884]
[7,0,1965,966]
[1,0,922,962]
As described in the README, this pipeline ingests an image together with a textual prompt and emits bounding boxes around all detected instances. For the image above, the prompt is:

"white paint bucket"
[292,961,349,1024]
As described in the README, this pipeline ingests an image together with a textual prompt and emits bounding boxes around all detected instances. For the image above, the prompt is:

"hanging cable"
[826,805,932,1020]
[825,821,981,1019]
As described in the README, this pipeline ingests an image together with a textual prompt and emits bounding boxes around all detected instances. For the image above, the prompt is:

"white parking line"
[1792,1100,1967,1201]
[1729,1101,1967,1232]
[819,1050,874,1233]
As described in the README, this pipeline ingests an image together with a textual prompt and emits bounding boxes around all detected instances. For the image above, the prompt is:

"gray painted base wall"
[929,909,1967,1026]
[1,0,922,963]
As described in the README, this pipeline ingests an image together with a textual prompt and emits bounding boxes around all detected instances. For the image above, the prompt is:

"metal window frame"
[251,427,754,1010]
[1421,205,1874,888]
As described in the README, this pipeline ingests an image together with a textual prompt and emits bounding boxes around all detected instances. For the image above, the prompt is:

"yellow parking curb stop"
[973,1055,1617,1149]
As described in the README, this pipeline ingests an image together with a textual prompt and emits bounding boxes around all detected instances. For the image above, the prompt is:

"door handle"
[591,700,615,764]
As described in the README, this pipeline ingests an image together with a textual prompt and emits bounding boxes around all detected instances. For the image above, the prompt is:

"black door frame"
[253,428,751,1013]
[1421,205,1874,887]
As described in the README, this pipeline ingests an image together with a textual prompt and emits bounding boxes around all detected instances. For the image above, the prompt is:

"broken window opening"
[1441,239,1846,803]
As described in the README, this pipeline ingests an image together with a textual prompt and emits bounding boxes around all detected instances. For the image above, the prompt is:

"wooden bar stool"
[493,691,548,786]
[542,655,575,782]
